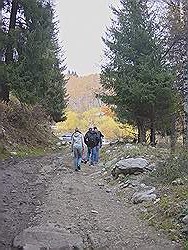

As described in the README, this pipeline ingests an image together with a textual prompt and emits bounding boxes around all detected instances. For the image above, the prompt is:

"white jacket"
[72,132,84,149]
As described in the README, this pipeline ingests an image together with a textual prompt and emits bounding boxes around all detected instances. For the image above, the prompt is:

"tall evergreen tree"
[182,0,188,147]
[1,0,67,122]
[165,0,185,150]
[101,0,174,144]
[165,0,188,148]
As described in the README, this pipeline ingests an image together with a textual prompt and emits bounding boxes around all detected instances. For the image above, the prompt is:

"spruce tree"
[1,0,67,122]
[165,0,188,148]
[182,0,188,147]
[165,0,183,150]
[101,0,173,144]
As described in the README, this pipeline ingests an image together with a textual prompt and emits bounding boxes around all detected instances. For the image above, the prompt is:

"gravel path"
[0,151,182,249]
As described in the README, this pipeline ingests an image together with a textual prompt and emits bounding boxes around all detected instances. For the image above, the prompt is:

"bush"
[150,150,188,184]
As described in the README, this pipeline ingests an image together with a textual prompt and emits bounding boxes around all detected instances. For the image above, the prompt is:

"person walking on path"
[93,126,104,164]
[84,127,93,162]
[84,128,99,166]
[71,128,84,171]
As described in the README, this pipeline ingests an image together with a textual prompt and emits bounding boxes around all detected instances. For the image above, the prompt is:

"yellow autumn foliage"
[56,107,135,139]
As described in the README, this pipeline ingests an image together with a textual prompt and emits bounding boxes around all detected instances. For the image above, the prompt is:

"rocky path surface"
[0,150,182,249]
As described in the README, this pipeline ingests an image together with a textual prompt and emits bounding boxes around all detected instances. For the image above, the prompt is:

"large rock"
[132,186,156,204]
[172,178,184,186]
[182,215,188,225]
[182,226,188,237]
[112,157,149,178]
[13,224,84,250]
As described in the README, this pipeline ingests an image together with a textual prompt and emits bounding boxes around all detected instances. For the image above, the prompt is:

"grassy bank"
[0,100,59,160]
[100,143,188,247]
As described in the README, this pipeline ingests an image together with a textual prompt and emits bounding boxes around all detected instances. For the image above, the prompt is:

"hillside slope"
[0,100,56,159]
[66,74,101,112]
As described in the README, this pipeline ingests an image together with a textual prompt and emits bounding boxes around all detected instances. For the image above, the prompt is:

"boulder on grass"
[132,186,156,204]
[112,157,149,178]
[182,215,188,225]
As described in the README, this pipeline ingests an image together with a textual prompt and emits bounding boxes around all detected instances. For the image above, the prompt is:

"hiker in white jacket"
[71,128,84,171]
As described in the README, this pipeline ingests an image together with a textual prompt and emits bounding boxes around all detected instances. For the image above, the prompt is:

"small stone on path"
[91,210,99,214]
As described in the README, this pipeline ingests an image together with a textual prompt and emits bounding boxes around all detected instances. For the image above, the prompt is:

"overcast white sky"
[55,0,119,76]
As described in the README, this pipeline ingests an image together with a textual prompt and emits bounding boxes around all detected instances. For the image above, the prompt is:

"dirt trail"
[0,150,182,249]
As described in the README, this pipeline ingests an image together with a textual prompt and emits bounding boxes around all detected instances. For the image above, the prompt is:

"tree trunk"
[183,90,188,148]
[0,0,3,61]
[0,0,4,141]
[170,113,177,152]
[5,0,18,64]
[150,119,156,146]
[137,119,146,144]
[0,0,9,104]
[138,123,141,143]
[182,0,188,148]
[150,106,156,146]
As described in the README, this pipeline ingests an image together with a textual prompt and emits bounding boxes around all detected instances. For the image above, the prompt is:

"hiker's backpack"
[87,132,99,148]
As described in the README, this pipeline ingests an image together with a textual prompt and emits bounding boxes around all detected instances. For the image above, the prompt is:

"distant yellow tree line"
[56,107,135,139]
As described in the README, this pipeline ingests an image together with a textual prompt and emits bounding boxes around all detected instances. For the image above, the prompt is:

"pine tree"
[165,0,188,148]
[101,0,174,144]
[182,0,188,147]
[164,1,181,151]
[1,0,67,122]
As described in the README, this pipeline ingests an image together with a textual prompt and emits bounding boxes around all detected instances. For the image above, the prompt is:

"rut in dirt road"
[0,151,182,249]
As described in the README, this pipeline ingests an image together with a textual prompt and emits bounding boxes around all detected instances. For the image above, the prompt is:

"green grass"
[148,150,188,185]
[142,151,188,244]
[101,143,188,245]
[140,184,188,243]
[184,240,188,250]
[101,143,170,165]
[0,138,66,160]
[0,143,10,160]
[14,146,47,158]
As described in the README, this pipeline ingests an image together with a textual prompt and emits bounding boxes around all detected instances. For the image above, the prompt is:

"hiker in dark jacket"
[84,128,99,165]
[84,127,93,162]
[93,127,104,164]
